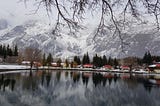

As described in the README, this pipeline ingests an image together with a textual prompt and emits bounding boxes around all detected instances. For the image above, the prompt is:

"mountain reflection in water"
[0,70,160,106]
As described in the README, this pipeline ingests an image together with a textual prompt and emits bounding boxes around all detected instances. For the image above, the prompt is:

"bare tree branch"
[23,0,160,52]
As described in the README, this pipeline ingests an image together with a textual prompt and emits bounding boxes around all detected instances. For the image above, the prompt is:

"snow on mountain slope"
[0,19,159,58]
[90,23,160,58]
[0,20,92,58]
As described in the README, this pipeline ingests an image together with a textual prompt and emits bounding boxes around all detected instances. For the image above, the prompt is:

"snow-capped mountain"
[90,23,160,58]
[0,19,159,58]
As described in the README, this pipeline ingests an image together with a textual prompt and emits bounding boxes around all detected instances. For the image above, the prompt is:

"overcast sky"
[0,0,53,25]
[0,0,156,28]
[0,0,102,27]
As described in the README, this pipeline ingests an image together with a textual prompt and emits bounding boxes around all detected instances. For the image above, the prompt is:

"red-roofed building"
[121,66,130,71]
[156,64,160,68]
[103,65,113,70]
[83,64,93,68]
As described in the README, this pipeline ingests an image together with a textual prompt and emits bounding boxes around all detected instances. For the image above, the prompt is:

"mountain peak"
[0,20,159,58]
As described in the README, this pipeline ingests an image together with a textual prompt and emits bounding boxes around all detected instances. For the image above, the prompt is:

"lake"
[0,70,160,106]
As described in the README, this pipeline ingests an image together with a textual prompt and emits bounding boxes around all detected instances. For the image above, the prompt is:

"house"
[22,61,42,67]
[21,61,30,65]
[51,62,58,67]
[33,62,42,67]
[121,65,130,71]
[148,63,160,73]
[103,65,113,70]
[51,62,64,67]
[83,64,93,68]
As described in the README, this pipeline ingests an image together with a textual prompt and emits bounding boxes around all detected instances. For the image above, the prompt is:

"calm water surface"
[0,70,160,106]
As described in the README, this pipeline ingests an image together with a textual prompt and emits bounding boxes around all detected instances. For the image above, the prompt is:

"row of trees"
[42,53,53,66]
[121,51,160,66]
[20,47,159,68]
[93,55,118,67]
[42,53,62,67]
[142,51,152,65]
[142,51,160,65]
[74,51,159,67]
[0,44,18,59]
[73,53,119,67]
[41,52,155,67]
[41,52,119,68]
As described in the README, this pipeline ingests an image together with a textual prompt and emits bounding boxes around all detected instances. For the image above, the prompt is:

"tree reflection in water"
[46,71,51,87]
[65,71,68,79]
[82,72,89,87]
[1,70,160,106]
[22,71,39,91]
[11,79,16,91]
[92,73,103,87]
[0,74,16,92]
[72,72,80,83]
[56,71,61,82]
[0,74,4,90]
[41,71,45,86]
[0,71,160,93]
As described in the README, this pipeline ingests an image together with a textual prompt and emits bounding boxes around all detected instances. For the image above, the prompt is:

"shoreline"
[0,67,159,75]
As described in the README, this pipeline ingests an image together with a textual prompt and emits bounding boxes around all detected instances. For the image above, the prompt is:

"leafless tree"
[22,47,42,69]
[23,0,160,49]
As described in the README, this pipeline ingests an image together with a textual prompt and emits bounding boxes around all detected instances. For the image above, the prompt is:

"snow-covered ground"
[0,65,30,69]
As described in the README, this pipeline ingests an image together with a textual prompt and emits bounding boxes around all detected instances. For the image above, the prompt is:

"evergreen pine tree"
[2,45,7,59]
[108,56,112,65]
[14,45,18,56]
[8,48,13,56]
[77,56,81,65]
[65,59,69,67]
[74,56,81,65]
[142,51,152,65]
[42,53,46,66]
[92,54,97,67]
[74,56,78,64]
[7,44,10,56]
[46,53,53,66]
[57,58,62,67]
[86,52,90,64]
[99,56,103,67]
[142,52,147,64]
[82,54,87,65]
[0,45,2,56]
[147,51,152,65]
[113,58,118,68]
[102,55,107,66]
